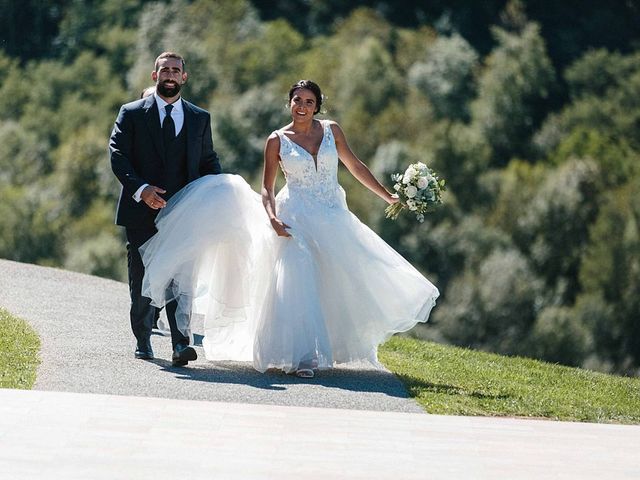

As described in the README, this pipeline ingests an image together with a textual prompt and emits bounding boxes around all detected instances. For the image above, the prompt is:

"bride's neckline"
[282,120,325,171]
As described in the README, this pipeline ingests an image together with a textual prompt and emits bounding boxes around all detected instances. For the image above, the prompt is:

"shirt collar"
[154,93,183,114]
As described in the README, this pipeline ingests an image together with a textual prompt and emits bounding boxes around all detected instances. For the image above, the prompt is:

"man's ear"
[151,70,158,82]
[182,72,188,84]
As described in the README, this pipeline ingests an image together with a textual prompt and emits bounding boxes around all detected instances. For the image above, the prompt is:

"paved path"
[0,258,421,412]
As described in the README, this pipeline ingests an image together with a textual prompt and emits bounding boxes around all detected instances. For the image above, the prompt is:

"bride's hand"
[270,217,292,237]
[387,193,400,205]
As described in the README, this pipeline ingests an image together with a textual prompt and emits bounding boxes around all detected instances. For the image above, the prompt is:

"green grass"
[379,336,640,424]
[0,308,40,389]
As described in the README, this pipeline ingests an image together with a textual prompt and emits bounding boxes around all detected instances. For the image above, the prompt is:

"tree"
[516,158,600,303]
[471,22,555,164]
[408,33,478,121]
[334,36,404,158]
[578,179,640,373]
[212,83,288,178]
[529,305,593,367]
[435,247,543,356]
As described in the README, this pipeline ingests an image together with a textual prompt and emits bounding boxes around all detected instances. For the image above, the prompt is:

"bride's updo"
[288,80,323,114]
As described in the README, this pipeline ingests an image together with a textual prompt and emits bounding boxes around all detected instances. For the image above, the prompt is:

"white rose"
[417,177,428,189]
[403,167,417,184]
[405,185,418,198]
[405,166,417,176]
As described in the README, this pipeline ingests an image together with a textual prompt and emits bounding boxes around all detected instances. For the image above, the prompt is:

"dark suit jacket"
[109,95,221,228]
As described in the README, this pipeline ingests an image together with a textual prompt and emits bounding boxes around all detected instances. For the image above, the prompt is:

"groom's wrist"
[133,183,149,202]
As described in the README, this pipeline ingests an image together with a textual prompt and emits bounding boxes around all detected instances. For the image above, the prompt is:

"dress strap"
[320,120,334,146]
[273,129,288,158]
[273,129,287,148]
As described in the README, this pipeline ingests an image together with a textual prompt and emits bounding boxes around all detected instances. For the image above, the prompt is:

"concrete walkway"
[2,388,639,479]
[1,259,639,478]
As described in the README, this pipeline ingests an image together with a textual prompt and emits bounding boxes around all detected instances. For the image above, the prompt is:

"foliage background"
[1,0,639,375]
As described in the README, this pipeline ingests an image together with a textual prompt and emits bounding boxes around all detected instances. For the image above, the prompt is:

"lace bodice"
[275,120,346,210]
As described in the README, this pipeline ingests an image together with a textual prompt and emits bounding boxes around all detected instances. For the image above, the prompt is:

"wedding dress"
[140,120,439,373]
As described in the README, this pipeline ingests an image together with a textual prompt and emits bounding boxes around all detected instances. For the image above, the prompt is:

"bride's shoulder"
[322,119,343,136]
[268,123,294,142]
[265,131,282,151]
[268,130,281,139]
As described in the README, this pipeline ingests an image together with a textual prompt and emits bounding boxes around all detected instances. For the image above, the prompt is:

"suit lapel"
[143,96,165,161]
[183,99,198,172]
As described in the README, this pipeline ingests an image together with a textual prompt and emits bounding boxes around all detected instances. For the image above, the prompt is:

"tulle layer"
[140,174,439,372]
[140,174,273,360]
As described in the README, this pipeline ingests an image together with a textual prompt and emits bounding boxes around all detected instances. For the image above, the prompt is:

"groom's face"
[152,58,187,99]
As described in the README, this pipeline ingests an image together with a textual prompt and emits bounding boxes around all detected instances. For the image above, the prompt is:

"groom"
[110,51,221,366]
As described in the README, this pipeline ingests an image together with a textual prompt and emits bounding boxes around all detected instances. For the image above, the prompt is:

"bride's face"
[289,88,317,121]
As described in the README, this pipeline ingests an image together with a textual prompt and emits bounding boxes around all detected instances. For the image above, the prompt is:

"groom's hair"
[154,52,186,72]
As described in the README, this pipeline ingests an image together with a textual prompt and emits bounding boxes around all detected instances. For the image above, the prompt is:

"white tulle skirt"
[141,174,439,373]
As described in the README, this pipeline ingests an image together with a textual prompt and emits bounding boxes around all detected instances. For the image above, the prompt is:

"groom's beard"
[157,80,182,98]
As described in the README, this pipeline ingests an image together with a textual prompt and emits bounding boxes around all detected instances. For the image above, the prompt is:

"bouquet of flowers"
[385,162,446,223]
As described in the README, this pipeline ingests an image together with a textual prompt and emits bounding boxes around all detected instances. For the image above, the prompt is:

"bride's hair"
[288,80,324,114]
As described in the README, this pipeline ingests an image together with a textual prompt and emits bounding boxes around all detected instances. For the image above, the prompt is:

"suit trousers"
[125,227,188,349]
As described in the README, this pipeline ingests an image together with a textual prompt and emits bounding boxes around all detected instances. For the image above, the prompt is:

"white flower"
[403,166,417,184]
[385,161,445,223]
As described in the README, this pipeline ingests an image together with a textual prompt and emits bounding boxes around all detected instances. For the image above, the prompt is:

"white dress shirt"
[154,93,184,136]
[133,94,185,202]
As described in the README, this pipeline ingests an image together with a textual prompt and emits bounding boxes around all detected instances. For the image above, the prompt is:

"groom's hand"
[141,185,167,209]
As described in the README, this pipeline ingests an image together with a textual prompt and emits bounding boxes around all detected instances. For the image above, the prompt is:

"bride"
[140,80,439,378]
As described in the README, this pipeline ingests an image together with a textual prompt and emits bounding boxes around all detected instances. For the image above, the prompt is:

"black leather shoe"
[135,340,154,360]
[172,343,197,366]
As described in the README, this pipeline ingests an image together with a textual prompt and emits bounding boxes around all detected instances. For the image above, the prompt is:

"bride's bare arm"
[330,122,398,205]
[262,133,292,237]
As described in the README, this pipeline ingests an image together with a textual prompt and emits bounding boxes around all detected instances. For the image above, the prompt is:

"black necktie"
[163,104,175,146]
